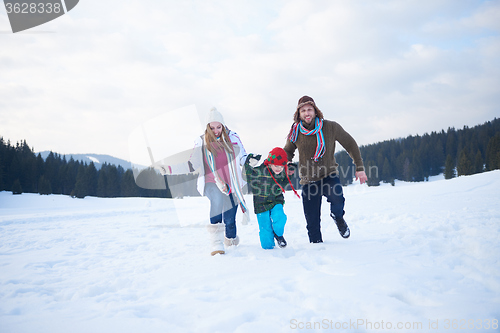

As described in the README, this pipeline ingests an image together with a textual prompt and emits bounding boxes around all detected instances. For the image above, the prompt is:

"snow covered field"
[1,171,499,333]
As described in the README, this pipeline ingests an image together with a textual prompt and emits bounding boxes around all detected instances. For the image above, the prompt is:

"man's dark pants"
[301,174,345,243]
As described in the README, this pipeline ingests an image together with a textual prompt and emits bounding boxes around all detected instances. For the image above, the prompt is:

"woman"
[158,107,248,256]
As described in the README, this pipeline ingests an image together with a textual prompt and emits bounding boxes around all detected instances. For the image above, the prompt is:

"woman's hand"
[158,165,171,175]
[215,178,230,195]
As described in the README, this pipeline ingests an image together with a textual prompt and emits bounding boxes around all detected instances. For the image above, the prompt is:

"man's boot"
[331,213,350,239]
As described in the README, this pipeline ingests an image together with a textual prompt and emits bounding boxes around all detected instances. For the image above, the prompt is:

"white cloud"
[0,0,499,163]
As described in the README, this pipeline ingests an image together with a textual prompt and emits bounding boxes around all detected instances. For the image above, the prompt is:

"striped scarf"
[204,141,248,213]
[289,118,325,161]
[266,165,301,199]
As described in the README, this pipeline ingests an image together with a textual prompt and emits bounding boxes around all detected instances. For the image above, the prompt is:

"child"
[244,147,300,249]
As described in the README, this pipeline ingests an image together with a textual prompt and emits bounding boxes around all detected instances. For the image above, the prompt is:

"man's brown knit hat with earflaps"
[293,96,324,123]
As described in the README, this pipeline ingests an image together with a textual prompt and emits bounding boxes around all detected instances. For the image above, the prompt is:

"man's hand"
[355,171,368,184]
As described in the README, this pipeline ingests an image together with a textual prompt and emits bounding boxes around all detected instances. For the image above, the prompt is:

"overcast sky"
[1,0,499,165]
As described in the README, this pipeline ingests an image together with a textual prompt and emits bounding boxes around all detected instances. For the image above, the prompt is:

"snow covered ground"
[1,171,499,333]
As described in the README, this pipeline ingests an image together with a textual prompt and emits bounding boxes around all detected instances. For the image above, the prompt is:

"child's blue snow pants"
[256,204,286,249]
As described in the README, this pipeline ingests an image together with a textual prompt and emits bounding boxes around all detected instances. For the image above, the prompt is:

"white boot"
[224,235,240,247]
[207,223,225,256]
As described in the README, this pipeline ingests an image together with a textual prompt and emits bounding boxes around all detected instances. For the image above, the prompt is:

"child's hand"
[247,153,261,167]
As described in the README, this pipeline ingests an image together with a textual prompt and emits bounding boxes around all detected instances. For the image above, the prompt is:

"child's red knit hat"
[264,147,288,166]
[263,147,300,199]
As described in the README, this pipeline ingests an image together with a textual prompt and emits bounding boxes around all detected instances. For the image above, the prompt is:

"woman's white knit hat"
[206,107,225,125]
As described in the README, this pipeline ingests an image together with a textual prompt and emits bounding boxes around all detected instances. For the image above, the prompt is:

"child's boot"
[273,232,287,248]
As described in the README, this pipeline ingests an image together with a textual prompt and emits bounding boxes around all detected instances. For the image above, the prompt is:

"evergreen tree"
[395,153,405,180]
[11,179,22,195]
[121,169,140,197]
[457,149,474,176]
[35,153,44,192]
[56,156,69,195]
[15,140,35,193]
[335,150,354,185]
[445,127,457,158]
[485,133,500,171]
[444,154,456,179]
[431,139,445,176]
[58,163,69,195]
[106,165,121,197]
[411,153,425,182]
[402,157,411,181]
[97,165,108,197]
[44,152,58,194]
[8,155,21,191]
[474,150,484,174]
[382,157,394,185]
[62,158,78,195]
[0,147,4,191]
[136,168,169,198]
[366,160,380,186]
[38,175,52,195]
[25,150,40,193]
[71,164,88,198]
[0,138,11,191]
[376,151,385,176]
[86,162,98,197]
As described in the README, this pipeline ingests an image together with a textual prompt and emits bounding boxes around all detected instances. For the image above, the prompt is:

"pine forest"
[1,118,499,198]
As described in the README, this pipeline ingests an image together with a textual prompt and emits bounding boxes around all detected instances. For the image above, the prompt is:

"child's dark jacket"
[244,156,289,214]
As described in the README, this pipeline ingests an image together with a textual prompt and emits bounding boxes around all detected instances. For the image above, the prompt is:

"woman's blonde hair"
[204,124,233,157]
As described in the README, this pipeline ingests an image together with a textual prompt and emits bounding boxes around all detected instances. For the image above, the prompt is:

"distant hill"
[37,151,133,170]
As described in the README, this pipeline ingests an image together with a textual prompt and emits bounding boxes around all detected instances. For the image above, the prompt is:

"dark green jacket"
[244,155,289,214]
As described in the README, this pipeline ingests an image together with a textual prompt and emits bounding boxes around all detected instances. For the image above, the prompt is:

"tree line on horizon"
[336,118,500,186]
[1,117,499,198]
[0,138,173,198]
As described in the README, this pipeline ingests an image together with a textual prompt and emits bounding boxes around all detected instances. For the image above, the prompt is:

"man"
[284,96,368,243]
